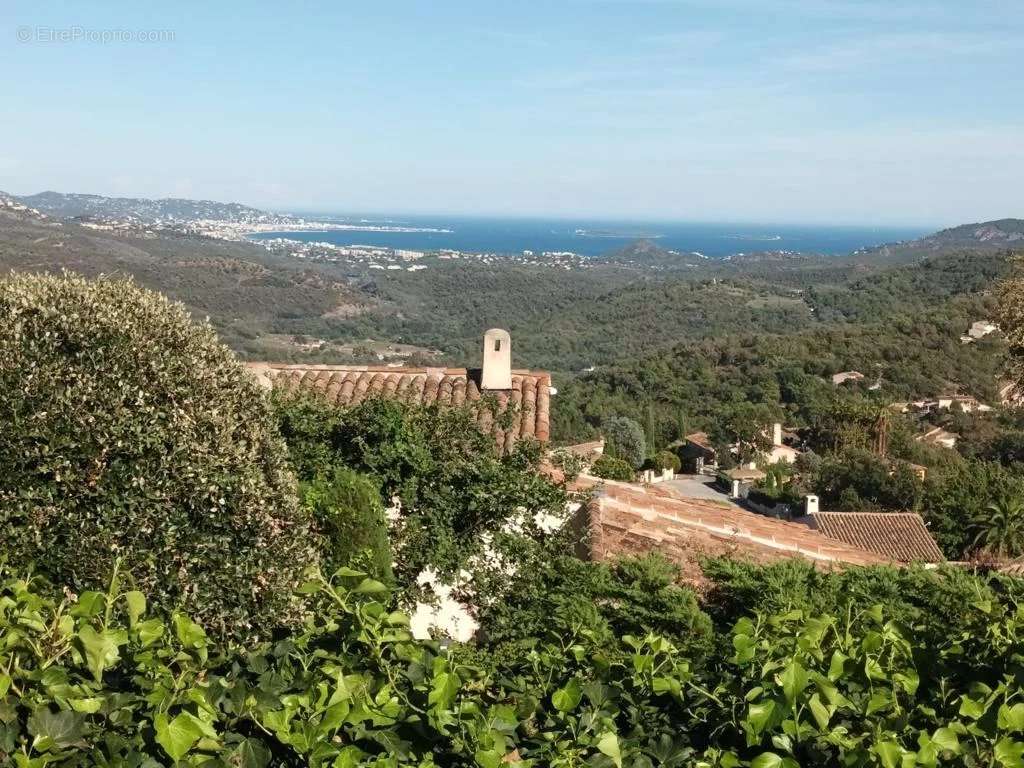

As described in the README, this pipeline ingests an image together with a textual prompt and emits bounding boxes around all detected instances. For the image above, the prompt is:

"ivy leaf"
[931,727,961,754]
[999,704,1024,733]
[827,651,849,682]
[597,731,623,768]
[750,752,783,768]
[779,662,808,706]
[552,678,583,712]
[124,590,146,627]
[70,591,106,618]
[353,578,388,594]
[77,625,127,682]
[428,669,460,712]
[27,708,87,752]
[232,738,271,768]
[808,693,833,731]
[745,699,778,738]
[874,740,904,768]
[154,711,216,762]
[995,737,1024,768]
[959,695,988,720]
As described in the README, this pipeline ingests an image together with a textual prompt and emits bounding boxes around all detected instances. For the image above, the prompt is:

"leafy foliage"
[591,455,636,481]
[301,466,394,581]
[3,561,1024,767]
[0,273,316,642]
[602,416,647,469]
[274,394,570,586]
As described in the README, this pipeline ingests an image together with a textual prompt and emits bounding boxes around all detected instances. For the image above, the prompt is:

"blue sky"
[2,0,1022,225]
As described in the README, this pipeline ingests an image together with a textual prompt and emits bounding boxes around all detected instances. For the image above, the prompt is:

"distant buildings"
[831,370,865,385]
[916,426,958,449]
[961,320,998,343]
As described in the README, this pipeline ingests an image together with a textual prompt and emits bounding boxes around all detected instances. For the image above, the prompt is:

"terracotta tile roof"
[797,511,944,563]
[584,478,890,583]
[999,558,1024,577]
[247,363,551,452]
[557,439,605,459]
[685,432,714,451]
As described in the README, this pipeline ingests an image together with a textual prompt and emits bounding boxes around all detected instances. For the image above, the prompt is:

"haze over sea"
[250,215,928,259]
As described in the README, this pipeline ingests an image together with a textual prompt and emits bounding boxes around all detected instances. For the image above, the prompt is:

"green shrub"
[591,454,635,481]
[476,552,714,660]
[302,466,393,581]
[602,416,646,468]
[654,450,681,472]
[5,563,1021,767]
[0,273,316,641]
[274,394,570,585]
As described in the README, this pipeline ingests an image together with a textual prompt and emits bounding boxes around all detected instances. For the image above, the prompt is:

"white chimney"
[481,328,512,390]
[772,422,783,447]
[805,494,819,515]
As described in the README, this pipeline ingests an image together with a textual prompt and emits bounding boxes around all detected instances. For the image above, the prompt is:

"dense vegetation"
[4,233,1024,764]
[0,273,316,642]
[4,558,1024,767]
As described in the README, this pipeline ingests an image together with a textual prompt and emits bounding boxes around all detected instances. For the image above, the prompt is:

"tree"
[970,494,1024,559]
[302,467,393,581]
[0,273,316,641]
[602,416,646,469]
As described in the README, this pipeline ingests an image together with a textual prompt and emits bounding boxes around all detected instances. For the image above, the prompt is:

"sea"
[248,214,928,259]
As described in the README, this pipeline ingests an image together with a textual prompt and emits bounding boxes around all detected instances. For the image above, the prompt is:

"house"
[582,479,889,584]
[831,371,865,386]
[795,511,944,564]
[247,329,552,454]
[765,422,801,465]
[916,426,958,449]
[720,466,767,498]
[677,431,718,473]
[968,320,998,340]
[933,394,993,413]
[999,381,1023,407]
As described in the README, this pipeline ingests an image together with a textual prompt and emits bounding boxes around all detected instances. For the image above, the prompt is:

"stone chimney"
[772,422,783,447]
[481,328,512,390]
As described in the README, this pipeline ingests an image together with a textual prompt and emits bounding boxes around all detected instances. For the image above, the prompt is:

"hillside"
[0,201,371,359]
[15,190,288,225]
[848,217,1024,265]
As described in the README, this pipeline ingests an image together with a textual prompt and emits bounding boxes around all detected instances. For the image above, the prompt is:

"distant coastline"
[248,216,927,259]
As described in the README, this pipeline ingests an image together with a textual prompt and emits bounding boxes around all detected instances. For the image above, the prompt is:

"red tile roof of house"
[584,478,890,583]
[247,363,551,452]
[999,558,1024,578]
[797,511,944,563]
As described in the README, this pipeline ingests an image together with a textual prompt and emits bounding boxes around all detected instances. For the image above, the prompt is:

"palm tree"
[971,495,1024,560]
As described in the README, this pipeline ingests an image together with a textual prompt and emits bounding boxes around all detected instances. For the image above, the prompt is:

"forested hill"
[14,191,284,224]
[845,217,1024,265]
[551,249,1014,442]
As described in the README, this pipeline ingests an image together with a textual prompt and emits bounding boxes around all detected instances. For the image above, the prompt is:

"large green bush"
[591,454,635,481]
[301,466,393,581]
[274,394,570,585]
[0,273,316,640]
[3,563,1023,766]
[602,416,646,469]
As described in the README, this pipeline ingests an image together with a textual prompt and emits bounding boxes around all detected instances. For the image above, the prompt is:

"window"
[494,339,501,351]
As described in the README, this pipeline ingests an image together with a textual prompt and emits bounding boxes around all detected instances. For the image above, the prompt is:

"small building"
[933,394,992,413]
[916,426,958,450]
[831,371,865,386]
[968,320,998,340]
[677,431,718,473]
[765,422,802,465]
[247,330,552,454]
[795,511,944,564]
